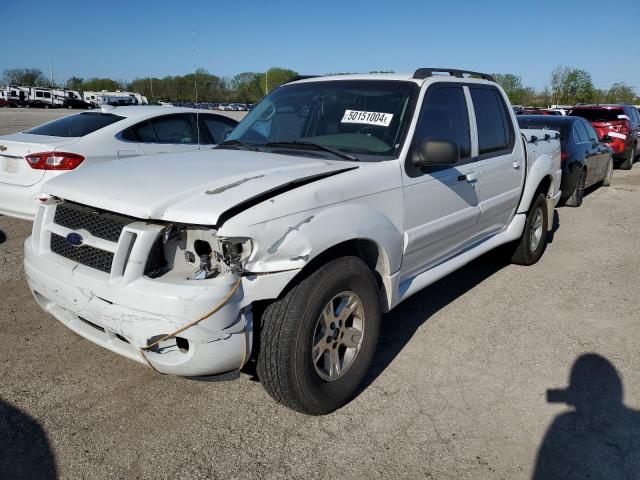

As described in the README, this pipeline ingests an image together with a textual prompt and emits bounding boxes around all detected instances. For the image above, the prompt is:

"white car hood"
[42,149,357,225]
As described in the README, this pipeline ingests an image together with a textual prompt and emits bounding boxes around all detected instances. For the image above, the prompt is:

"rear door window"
[574,122,590,143]
[149,114,198,144]
[470,87,514,156]
[583,122,599,142]
[26,112,124,137]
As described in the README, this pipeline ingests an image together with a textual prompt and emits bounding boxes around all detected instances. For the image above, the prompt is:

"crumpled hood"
[42,149,357,225]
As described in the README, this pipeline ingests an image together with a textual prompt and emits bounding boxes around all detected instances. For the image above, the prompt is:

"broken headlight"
[149,225,252,280]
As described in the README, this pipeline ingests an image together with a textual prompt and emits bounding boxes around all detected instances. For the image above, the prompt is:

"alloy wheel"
[312,291,365,381]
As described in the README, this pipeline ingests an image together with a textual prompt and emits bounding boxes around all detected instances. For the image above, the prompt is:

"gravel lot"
[1,109,639,479]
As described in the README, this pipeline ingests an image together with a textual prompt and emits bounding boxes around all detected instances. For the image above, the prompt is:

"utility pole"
[149,70,153,100]
[265,69,269,95]
[49,58,54,86]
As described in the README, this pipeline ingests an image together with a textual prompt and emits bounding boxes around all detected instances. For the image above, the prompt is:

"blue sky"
[2,0,639,93]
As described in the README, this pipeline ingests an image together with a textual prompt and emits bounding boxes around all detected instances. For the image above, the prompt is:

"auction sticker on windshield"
[341,110,393,127]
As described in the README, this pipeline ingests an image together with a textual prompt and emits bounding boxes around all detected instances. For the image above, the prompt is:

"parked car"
[0,99,7,108]
[0,106,238,219]
[518,115,614,207]
[520,108,561,116]
[61,98,94,109]
[569,104,640,170]
[24,69,561,414]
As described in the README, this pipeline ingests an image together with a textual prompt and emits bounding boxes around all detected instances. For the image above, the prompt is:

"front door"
[400,83,481,281]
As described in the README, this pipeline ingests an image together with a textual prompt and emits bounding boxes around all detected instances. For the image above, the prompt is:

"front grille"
[54,202,134,242]
[50,233,114,273]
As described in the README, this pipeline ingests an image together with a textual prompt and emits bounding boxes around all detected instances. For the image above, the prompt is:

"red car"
[0,99,8,108]
[569,105,640,170]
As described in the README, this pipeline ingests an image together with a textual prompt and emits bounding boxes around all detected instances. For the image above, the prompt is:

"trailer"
[83,90,148,107]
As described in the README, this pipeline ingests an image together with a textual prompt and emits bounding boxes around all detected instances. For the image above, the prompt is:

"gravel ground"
[1,109,639,479]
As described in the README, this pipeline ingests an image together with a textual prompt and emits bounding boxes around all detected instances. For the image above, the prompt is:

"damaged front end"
[151,223,252,281]
[23,200,270,376]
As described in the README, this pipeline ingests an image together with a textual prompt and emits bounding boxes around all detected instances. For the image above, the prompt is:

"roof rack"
[413,68,495,82]
[284,75,320,84]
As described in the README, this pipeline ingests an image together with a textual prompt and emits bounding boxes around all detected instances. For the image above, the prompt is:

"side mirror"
[601,134,613,143]
[410,139,459,167]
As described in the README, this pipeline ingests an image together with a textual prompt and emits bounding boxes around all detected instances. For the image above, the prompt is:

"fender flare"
[220,203,402,278]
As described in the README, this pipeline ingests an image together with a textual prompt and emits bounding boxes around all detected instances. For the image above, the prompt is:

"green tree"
[606,82,636,104]
[81,78,122,91]
[2,68,50,86]
[66,76,84,90]
[550,66,595,104]
[565,69,594,104]
[493,73,524,102]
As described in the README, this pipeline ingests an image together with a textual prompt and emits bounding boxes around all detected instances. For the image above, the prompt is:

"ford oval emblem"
[66,232,84,247]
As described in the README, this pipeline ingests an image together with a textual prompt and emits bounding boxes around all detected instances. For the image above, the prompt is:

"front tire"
[510,192,549,266]
[620,144,635,170]
[257,257,381,415]
[565,169,586,207]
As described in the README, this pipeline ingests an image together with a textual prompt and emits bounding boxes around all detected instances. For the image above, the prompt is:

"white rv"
[83,90,147,107]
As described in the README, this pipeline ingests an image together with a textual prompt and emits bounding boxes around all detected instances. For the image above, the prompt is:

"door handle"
[458,171,477,183]
[512,159,522,169]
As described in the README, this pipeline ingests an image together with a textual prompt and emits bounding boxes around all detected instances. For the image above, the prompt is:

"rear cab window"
[470,86,514,157]
[26,113,124,137]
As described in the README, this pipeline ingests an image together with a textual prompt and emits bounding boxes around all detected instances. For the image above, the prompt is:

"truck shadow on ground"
[362,246,512,391]
[0,229,6,245]
[532,354,640,479]
[0,399,57,480]
[362,216,561,392]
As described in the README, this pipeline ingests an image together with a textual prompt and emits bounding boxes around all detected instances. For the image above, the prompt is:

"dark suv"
[569,104,640,169]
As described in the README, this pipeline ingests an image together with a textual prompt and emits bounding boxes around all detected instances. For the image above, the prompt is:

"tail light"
[606,120,630,136]
[620,123,630,135]
[25,152,85,170]
[561,151,569,162]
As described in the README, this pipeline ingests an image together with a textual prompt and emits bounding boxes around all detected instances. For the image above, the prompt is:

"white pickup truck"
[24,69,561,414]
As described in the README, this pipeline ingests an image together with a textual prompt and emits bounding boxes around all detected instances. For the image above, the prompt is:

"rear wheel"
[510,192,549,266]
[257,257,381,415]
[602,157,613,187]
[565,169,586,207]
[620,144,635,170]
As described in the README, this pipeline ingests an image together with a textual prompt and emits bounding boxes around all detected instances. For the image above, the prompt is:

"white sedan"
[0,106,238,219]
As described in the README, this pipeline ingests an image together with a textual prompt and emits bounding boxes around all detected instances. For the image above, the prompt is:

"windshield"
[26,112,124,137]
[226,80,418,160]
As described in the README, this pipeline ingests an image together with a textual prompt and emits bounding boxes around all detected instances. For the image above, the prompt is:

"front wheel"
[257,257,381,415]
[510,192,549,266]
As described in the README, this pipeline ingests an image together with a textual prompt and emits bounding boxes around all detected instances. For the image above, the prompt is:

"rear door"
[470,85,523,236]
[575,120,601,185]
[400,83,481,280]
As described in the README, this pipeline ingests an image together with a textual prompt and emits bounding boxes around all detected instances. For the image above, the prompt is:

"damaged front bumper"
[24,232,298,377]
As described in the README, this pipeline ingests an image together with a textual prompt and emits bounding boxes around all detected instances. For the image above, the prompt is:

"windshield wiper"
[264,141,359,162]
[216,139,259,151]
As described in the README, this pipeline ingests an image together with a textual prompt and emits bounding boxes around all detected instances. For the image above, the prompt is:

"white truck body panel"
[23,73,561,377]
